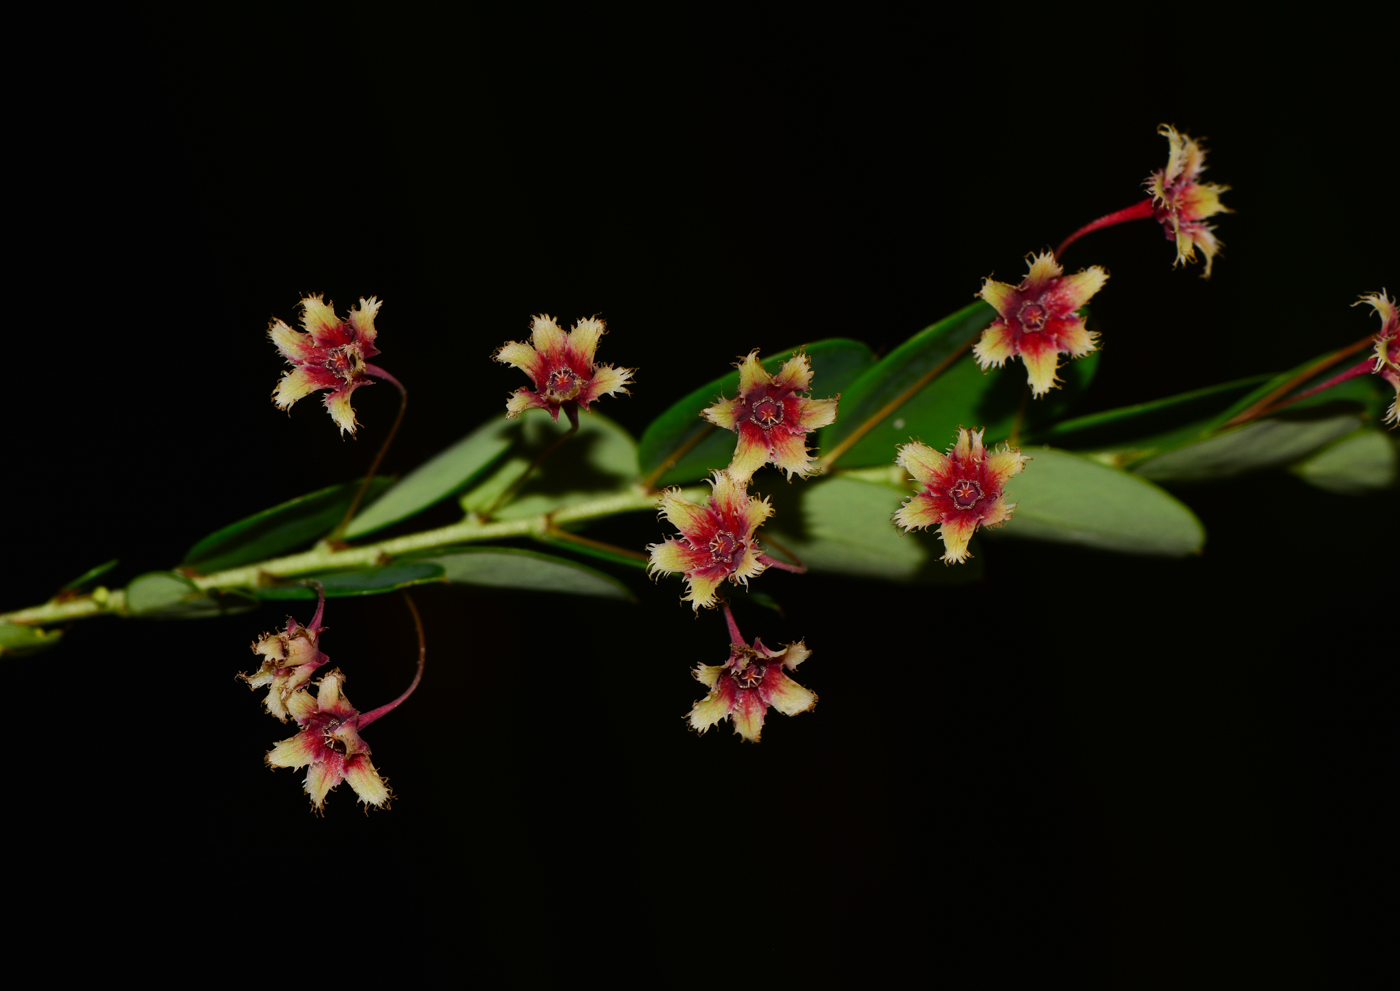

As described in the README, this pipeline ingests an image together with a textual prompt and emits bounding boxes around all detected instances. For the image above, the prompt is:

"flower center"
[751,396,784,429]
[1018,301,1049,332]
[948,478,984,509]
[327,346,365,382]
[733,662,767,689]
[708,530,745,569]
[547,367,582,400]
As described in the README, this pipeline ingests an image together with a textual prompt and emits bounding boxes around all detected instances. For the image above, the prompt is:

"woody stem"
[332,367,408,540]
[722,602,744,645]
[818,337,975,472]
[1221,335,1376,428]
[486,402,579,516]
[357,591,426,730]
[542,525,649,562]
[1055,198,1156,258]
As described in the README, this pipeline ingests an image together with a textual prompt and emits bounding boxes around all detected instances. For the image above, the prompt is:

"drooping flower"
[688,608,815,742]
[893,427,1028,564]
[647,470,772,610]
[701,351,839,481]
[494,314,634,422]
[1146,124,1232,278]
[266,669,391,812]
[238,588,330,722]
[974,252,1107,398]
[269,294,395,436]
[1358,290,1399,425]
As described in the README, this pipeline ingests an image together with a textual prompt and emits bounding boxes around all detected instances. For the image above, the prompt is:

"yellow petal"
[659,488,711,536]
[771,353,813,393]
[984,447,1029,488]
[893,492,943,531]
[730,691,765,741]
[345,756,390,807]
[792,396,838,430]
[952,427,972,461]
[299,294,341,338]
[1020,347,1061,398]
[306,760,343,808]
[938,516,978,563]
[687,689,732,734]
[323,388,359,436]
[973,323,1016,370]
[348,297,381,343]
[267,730,316,768]
[1055,320,1099,359]
[1051,266,1108,312]
[580,364,632,404]
[268,318,317,363]
[896,440,950,487]
[568,316,606,366]
[1023,251,1063,293]
[702,397,743,430]
[684,570,724,611]
[647,538,708,576]
[768,429,815,479]
[272,367,323,410]
[736,351,771,395]
[978,278,1018,319]
[530,314,567,360]
[494,340,543,379]
[762,670,816,716]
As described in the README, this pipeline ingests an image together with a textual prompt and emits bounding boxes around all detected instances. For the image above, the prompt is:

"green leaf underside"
[1133,406,1367,484]
[60,559,120,593]
[764,475,982,583]
[819,302,1099,468]
[126,571,259,618]
[1290,428,1399,494]
[989,448,1205,556]
[637,339,876,487]
[344,422,515,539]
[0,621,64,657]
[182,478,395,573]
[532,533,648,570]
[460,410,641,519]
[1037,375,1271,462]
[1210,347,1391,430]
[251,564,447,600]
[405,547,634,600]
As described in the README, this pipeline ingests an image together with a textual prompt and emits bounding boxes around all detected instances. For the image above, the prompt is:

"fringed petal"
[323,384,363,436]
[306,755,345,808]
[1179,183,1230,222]
[684,569,725,611]
[694,662,725,689]
[978,497,1016,529]
[771,353,814,393]
[1051,319,1099,359]
[300,295,346,344]
[701,396,743,431]
[688,678,735,734]
[344,754,390,807]
[952,427,972,461]
[893,492,943,531]
[759,668,816,717]
[730,689,766,741]
[285,689,319,724]
[347,297,381,346]
[506,389,551,419]
[268,319,320,364]
[647,538,710,577]
[578,364,632,405]
[566,316,606,367]
[658,489,713,540]
[727,423,771,480]
[494,341,545,383]
[736,351,770,395]
[1019,341,1061,398]
[729,544,768,585]
[896,441,950,488]
[779,640,811,669]
[711,472,772,534]
[973,322,1016,370]
[937,516,979,564]
[790,396,838,431]
[1022,251,1063,293]
[768,428,815,479]
[272,366,337,410]
[1047,266,1108,312]
[978,278,1019,319]
[267,729,318,769]
[530,314,568,361]
[984,447,1029,489]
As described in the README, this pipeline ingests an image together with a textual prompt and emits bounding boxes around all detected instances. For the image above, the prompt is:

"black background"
[8,9,1392,984]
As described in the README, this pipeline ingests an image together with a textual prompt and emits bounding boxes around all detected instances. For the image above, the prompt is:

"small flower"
[238,589,329,722]
[494,314,634,421]
[688,632,816,743]
[974,252,1107,398]
[266,669,391,812]
[647,470,772,610]
[269,294,391,436]
[1146,124,1232,277]
[1357,290,1399,425]
[893,427,1028,564]
[701,351,839,480]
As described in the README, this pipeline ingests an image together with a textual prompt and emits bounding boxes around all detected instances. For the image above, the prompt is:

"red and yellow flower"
[266,669,391,812]
[239,591,330,722]
[701,351,839,480]
[974,252,1107,398]
[647,470,772,610]
[687,622,816,743]
[893,427,1028,563]
[269,294,393,436]
[1146,124,1232,278]
[1359,290,1399,425]
[494,315,634,422]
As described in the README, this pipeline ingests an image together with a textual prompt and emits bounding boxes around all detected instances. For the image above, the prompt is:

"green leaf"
[1208,347,1391,430]
[125,571,260,619]
[252,563,447,600]
[182,478,395,573]
[0,622,64,658]
[636,338,875,487]
[459,409,641,519]
[532,531,649,570]
[764,475,982,583]
[408,546,634,600]
[987,448,1205,556]
[1133,405,1367,485]
[818,302,1099,468]
[1034,375,1271,465]
[343,420,515,539]
[1290,428,1399,494]
[59,559,120,593]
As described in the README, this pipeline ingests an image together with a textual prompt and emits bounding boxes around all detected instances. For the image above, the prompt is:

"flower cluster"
[1359,290,1399,425]
[687,608,816,742]
[701,351,838,480]
[269,294,394,436]
[239,595,329,722]
[893,427,1028,563]
[1146,124,1232,277]
[494,314,634,422]
[974,252,1107,398]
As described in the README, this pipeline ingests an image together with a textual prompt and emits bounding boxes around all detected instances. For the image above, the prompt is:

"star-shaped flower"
[688,624,815,743]
[1146,124,1232,278]
[893,427,1028,564]
[701,351,839,480]
[647,470,772,610]
[1358,290,1399,425]
[494,314,634,422]
[973,252,1107,398]
[266,669,390,812]
[269,294,393,436]
[238,588,329,722]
